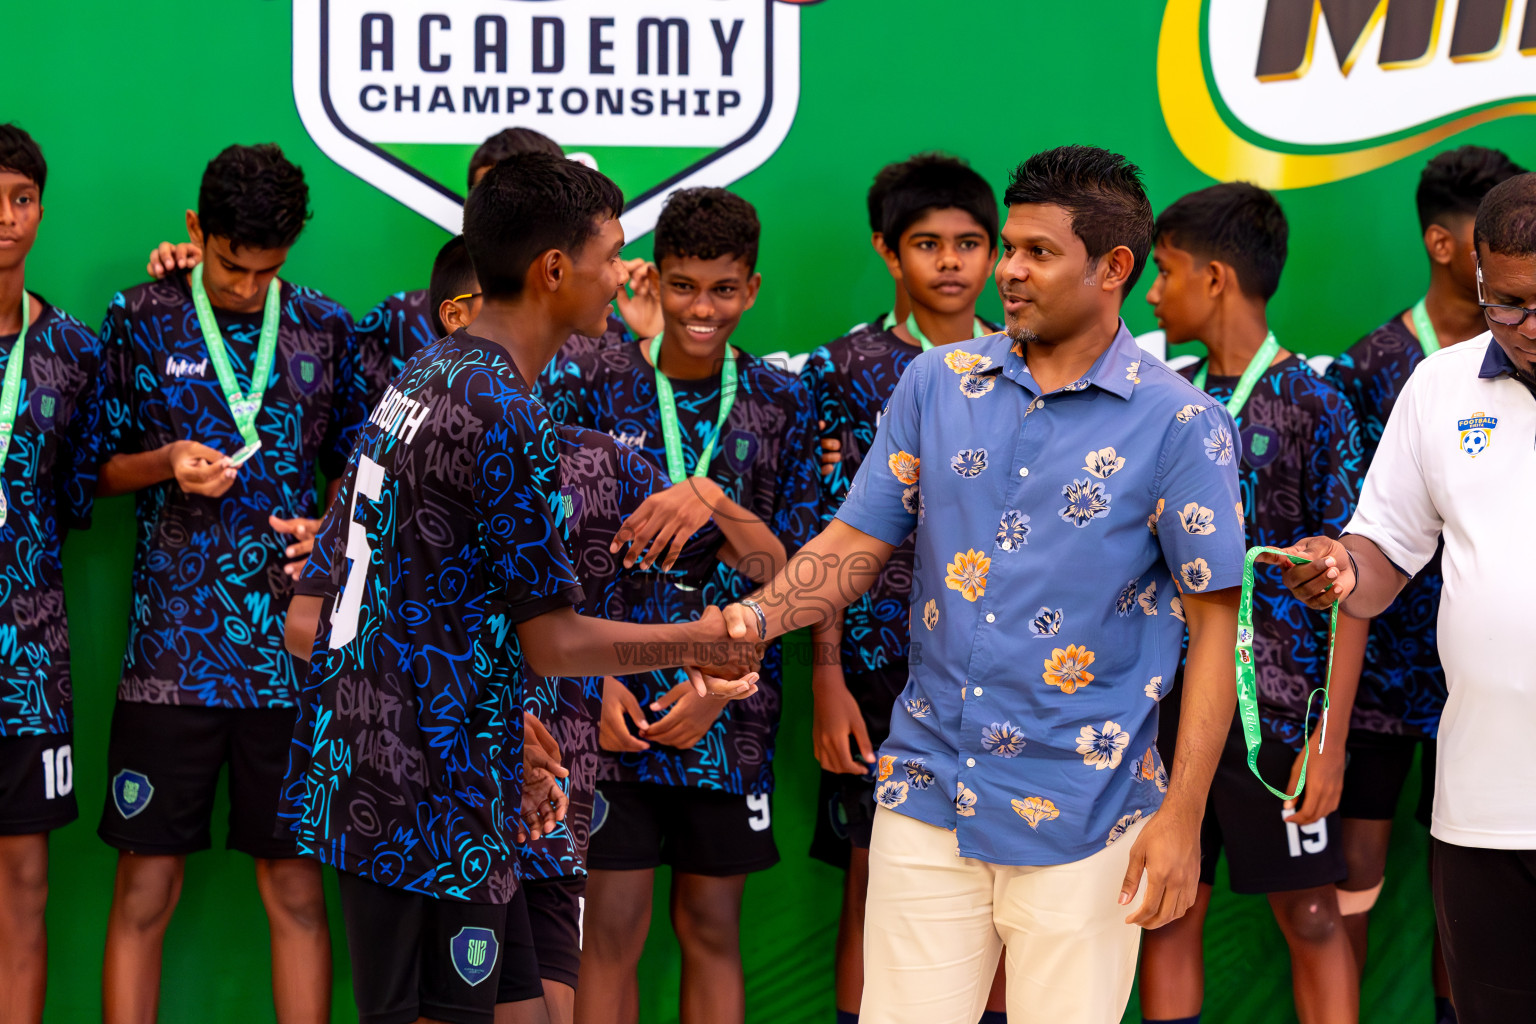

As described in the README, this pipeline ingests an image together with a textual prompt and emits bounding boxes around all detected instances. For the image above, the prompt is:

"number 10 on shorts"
[41,745,73,800]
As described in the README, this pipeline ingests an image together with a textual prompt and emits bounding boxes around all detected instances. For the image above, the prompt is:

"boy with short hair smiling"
[0,123,107,1023]
[538,187,819,1024]
[798,153,1002,1024]
[1138,182,1369,1024]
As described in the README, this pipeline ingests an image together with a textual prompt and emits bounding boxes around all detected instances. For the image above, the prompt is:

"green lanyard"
[649,336,738,485]
[1236,546,1337,801]
[1409,298,1440,357]
[0,291,30,527]
[880,311,898,331]
[1192,331,1280,425]
[190,263,281,450]
[904,313,989,352]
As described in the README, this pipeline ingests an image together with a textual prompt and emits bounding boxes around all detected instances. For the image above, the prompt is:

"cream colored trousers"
[860,806,1149,1024]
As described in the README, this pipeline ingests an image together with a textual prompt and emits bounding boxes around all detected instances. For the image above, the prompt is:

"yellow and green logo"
[1160,0,1536,189]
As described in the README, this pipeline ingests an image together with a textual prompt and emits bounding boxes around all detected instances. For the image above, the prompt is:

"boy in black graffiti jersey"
[94,143,367,1023]
[797,154,1002,1024]
[0,124,106,1023]
[1324,146,1524,1023]
[537,187,819,1024]
[279,155,758,1024]
[1139,183,1369,1024]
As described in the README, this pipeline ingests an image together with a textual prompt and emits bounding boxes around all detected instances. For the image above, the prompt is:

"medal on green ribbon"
[190,263,281,461]
[649,335,739,486]
[1236,545,1338,801]
[1409,298,1440,358]
[0,290,31,527]
[1192,331,1280,426]
[903,313,989,352]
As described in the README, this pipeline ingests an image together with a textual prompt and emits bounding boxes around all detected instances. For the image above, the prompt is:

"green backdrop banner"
[5,0,1523,1020]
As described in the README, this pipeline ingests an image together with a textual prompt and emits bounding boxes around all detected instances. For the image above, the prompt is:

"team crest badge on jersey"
[1457,412,1497,458]
[449,927,499,987]
[112,770,154,819]
[1241,425,1279,469]
[293,0,821,238]
[558,486,583,528]
[590,789,611,835]
[30,388,60,430]
[289,353,323,395]
[722,429,758,474]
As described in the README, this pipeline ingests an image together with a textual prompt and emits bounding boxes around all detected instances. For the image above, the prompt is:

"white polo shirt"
[1346,333,1536,849]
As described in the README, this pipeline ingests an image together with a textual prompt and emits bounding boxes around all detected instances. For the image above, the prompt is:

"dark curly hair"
[468,128,564,189]
[1474,173,1536,259]
[198,144,311,251]
[880,154,999,254]
[464,153,624,299]
[1003,145,1153,295]
[0,124,46,197]
[1418,145,1526,232]
[1155,182,1289,300]
[653,188,760,272]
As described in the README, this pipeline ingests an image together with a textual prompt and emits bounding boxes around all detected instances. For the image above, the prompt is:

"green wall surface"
[5,1,1522,1020]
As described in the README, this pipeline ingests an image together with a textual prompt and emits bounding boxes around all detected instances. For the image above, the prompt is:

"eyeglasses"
[1476,262,1536,327]
[450,292,481,304]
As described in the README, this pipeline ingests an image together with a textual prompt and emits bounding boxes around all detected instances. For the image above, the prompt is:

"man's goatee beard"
[1005,323,1041,346]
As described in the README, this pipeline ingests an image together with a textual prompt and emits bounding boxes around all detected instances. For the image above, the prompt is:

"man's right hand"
[169,440,237,497]
[147,241,202,280]
[812,664,876,774]
[599,676,651,753]
[1256,536,1355,611]
[689,605,764,680]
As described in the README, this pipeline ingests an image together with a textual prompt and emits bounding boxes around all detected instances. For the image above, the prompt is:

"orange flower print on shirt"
[1011,796,1060,830]
[888,451,920,486]
[944,350,991,374]
[945,549,990,603]
[878,755,896,782]
[1043,644,1096,694]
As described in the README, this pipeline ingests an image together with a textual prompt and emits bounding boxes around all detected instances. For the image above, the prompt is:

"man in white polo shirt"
[1267,172,1536,1024]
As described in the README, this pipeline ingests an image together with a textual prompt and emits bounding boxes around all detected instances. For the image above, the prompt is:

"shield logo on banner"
[722,428,757,474]
[449,926,500,986]
[1241,425,1279,469]
[30,388,60,430]
[290,353,323,395]
[293,0,819,238]
[112,770,155,819]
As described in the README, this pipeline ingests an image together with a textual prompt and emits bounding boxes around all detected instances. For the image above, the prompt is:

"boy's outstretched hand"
[610,479,721,572]
[1255,536,1355,610]
[147,241,202,280]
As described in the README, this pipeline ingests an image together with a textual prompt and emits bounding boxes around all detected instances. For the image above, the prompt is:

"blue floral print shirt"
[834,324,1245,866]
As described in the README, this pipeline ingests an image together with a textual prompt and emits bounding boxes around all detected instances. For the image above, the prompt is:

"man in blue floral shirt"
[722,147,1244,1024]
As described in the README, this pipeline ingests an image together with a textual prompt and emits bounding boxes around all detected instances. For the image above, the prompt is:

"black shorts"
[339,870,511,1024]
[494,883,545,1005]
[97,701,299,858]
[1196,721,1347,895]
[0,733,79,835]
[1432,839,1536,1022]
[523,874,583,989]
[1339,730,1437,824]
[587,781,778,876]
[809,662,908,868]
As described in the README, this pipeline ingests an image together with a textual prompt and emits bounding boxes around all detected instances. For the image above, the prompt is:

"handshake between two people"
[671,603,774,702]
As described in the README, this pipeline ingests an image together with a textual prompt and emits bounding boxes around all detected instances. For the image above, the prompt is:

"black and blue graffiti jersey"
[0,299,104,737]
[518,424,669,879]
[536,340,819,795]
[98,274,365,709]
[1177,355,1364,749]
[285,329,584,903]
[1326,317,1447,737]
[356,286,633,411]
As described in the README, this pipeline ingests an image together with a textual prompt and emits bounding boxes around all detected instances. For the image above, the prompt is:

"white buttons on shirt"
[985,613,996,623]
[1018,467,1029,477]
[966,758,977,768]
[973,686,983,697]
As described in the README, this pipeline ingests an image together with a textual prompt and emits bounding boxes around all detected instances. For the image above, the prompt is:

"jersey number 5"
[330,455,387,650]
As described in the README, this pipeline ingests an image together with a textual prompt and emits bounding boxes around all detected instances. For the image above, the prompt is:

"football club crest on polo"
[289,353,323,395]
[293,0,823,238]
[1458,412,1497,458]
[1242,425,1279,468]
[112,770,155,819]
[449,926,500,986]
[30,387,59,430]
[722,428,758,474]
